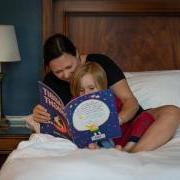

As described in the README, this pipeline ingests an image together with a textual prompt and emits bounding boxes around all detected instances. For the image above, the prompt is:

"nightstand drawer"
[0,136,28,152]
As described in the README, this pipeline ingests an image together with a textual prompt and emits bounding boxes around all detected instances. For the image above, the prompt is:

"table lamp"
[0,25,21,128]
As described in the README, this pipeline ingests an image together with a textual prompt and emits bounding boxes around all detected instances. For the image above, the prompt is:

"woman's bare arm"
[111,79,139,124]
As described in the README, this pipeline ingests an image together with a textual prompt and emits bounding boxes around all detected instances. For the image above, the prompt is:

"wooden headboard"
[43,0,180,71]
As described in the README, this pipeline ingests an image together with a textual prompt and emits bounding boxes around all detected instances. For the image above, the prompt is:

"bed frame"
[42,0,180,72]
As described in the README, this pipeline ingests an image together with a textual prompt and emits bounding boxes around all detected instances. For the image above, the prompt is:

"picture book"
[39,81,122,148]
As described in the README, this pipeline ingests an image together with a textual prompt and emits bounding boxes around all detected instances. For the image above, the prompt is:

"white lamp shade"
[0,25,21,62]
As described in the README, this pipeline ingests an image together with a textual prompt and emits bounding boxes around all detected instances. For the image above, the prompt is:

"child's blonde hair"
[70,62,108,97]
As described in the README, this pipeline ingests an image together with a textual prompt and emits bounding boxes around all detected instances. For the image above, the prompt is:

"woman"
[33,33,180,152]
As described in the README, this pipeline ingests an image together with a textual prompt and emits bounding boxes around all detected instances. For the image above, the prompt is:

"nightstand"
[0,126,32,168]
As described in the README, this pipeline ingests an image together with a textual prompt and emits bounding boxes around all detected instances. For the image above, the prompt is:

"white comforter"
[1,129,180,180]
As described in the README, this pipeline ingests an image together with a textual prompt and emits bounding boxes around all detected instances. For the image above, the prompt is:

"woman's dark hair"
[44,33,77,67]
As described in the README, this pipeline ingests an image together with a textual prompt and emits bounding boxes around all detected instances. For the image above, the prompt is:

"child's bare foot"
[115,145,122,151]
[123,142,136,152]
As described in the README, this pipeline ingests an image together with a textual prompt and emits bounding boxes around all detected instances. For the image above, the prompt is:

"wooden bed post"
[42,0,54,43]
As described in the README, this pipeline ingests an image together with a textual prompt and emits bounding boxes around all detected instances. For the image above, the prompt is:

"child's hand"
[88,143,100,149]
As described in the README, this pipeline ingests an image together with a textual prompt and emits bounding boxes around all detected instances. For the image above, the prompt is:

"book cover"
[39,81,121,148]
[39,81,72,140]
[65,89,122,148]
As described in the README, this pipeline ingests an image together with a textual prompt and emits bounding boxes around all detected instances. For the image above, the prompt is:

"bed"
[0,70,180,180]
[1,0,180,179]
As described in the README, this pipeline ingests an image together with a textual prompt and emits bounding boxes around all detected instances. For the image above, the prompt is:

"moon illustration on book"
[72,99,110,131]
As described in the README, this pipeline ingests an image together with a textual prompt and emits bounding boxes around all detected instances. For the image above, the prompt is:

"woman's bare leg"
[131,105,180,152]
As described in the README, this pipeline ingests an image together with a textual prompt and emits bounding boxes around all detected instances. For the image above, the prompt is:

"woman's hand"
[118,116,123,125]
[32,104,51,123]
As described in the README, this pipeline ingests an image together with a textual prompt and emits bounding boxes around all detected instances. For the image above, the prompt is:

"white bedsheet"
[1,129,180,180]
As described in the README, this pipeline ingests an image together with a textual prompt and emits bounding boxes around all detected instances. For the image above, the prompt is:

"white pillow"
[125,70,180,109]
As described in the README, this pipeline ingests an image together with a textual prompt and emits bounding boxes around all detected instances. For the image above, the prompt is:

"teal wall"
[0,0,42,116]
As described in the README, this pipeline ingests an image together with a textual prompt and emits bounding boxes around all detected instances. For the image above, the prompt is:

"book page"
[73,99,109,140]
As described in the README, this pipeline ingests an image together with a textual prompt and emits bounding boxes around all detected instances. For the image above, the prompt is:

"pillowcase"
[124,70,180,109]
